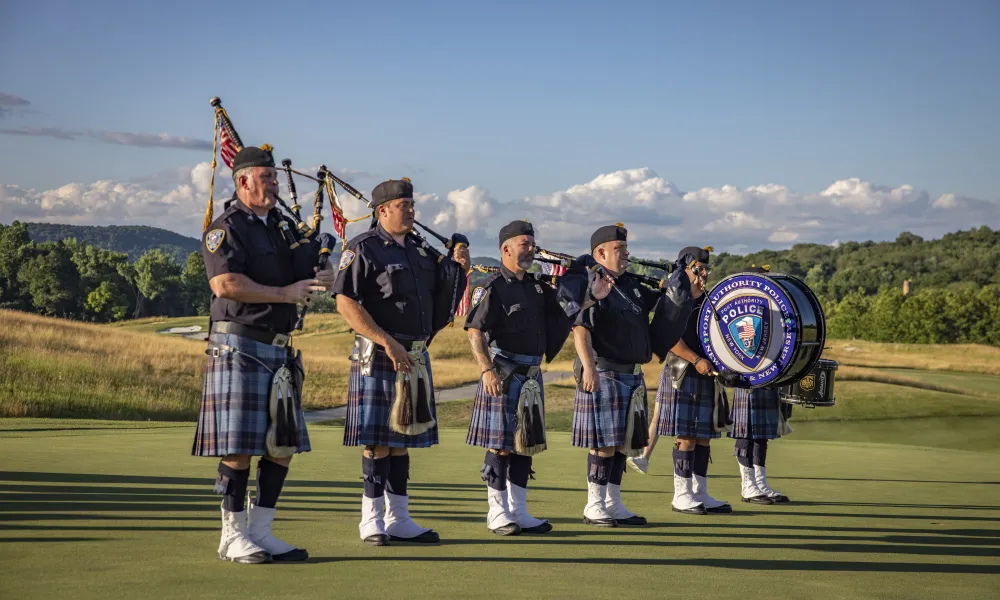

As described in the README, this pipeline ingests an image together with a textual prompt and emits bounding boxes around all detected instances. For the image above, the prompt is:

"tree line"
[3,219,998,346]
[1,221,210,321]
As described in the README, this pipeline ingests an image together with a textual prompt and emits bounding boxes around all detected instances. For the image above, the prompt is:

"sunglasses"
[691,265,712,277]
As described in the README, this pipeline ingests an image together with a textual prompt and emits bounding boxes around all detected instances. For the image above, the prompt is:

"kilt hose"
[571,369,646,450]
[466,350,544,452]
[728,387,783,439]
[192,331,311,457]
[343,346,438,448]
[654,365,720,440]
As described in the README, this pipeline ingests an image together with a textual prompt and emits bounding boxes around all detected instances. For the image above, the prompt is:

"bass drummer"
[654,246,732,515]
[728,265,791,504]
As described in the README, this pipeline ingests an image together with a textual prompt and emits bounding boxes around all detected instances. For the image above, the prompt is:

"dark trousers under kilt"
[466,350,544,452]
[727,387,782,439]
[343,347,438,448]
[654,365,720,439]
[572,369,646,449]
[192,331,311,457]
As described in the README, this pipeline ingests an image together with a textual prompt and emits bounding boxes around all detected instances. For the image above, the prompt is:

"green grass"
[1,422,998,600]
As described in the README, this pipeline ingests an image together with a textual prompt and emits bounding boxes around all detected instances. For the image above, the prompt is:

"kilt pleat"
[466,351,544,452]
[654,365,720,439]
[192,332,311,457]
[343,348,438,448]
[571,369,646,449]
[727,387,782,439]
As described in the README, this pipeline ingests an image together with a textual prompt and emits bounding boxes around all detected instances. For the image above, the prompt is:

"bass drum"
[697,271,825,388]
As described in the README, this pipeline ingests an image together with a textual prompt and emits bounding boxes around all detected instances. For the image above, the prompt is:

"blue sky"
[1,0,998,254]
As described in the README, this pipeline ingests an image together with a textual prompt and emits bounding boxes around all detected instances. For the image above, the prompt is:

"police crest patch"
[471,286,488,307]
[205,229,225,253]
[338,250,356,271]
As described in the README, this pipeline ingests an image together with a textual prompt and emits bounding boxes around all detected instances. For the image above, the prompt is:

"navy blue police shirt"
[202,197,319,334]
[575,272,661,365]
[680,293,706,356]
[463,265,570,357]
[331,223,437,339]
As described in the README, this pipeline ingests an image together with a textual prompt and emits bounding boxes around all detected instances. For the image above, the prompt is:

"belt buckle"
[272,334,289,348]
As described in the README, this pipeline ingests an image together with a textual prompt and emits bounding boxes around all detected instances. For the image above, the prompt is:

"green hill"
[23,223,200,264]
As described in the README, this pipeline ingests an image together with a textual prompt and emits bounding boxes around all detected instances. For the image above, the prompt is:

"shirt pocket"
[504,302,530,332]
[377,263,416,298]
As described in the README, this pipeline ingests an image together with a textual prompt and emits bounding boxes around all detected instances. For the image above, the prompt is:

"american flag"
[737,317,756,348]
[539,261,567,276]
[455,271,472,317]
[331,206,346,240]
[219,121,239,169]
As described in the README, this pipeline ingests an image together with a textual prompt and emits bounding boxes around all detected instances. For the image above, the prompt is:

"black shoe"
[389,530,441,544]
[272,548,309,561]
[742,495,775,505]
[671,504,708,515]
[364,534,390,546]
[520,521,553,534]
[223,551,272,564]
[615,515,648,526]
[706,504,733,514]
[583,516,618,527]
[770,495,790,503]
[490,523,522,536]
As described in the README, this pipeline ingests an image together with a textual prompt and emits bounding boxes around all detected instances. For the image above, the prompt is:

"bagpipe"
[204,97,338,331]
[529,247,695,362]
[312,165,472,335]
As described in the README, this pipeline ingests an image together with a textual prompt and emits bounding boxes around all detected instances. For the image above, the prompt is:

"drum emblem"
[800,375,816,391]
[717,294,771,369]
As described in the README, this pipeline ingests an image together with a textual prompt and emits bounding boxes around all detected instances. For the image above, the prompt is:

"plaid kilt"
[466,351,544,452]
[655,366,720,439]
[192,332,311,457]
[572,369,646,449]
[343,348,438,448]
[727,387,782,439]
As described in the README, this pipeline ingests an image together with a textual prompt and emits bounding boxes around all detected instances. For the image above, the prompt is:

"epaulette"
[345,229,380,251]
[478,271,502,289]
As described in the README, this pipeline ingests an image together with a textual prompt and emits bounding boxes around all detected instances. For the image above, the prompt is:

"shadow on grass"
[305,556,1000,574]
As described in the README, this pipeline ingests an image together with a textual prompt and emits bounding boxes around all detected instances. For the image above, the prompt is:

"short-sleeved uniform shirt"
[202,197,319,333]
[576,272,661,365]
[680,294,707,356]
[463,265,569,357]
[331,224,437,339]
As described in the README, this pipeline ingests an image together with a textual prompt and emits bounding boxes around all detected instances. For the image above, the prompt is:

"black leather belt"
[596,357,640,374]
[212,321,290,347]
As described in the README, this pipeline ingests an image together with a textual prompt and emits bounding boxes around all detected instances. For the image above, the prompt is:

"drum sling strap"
[389,341,436,436]
[206,342,303,458]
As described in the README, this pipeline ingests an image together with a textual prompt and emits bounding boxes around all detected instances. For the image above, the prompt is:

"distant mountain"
[23,223,200,263]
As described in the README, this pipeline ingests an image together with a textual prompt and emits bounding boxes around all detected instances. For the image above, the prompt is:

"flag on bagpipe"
[455,271,472,317]
[540,261,567,276]
[219,122,238,169]
[331,206,346,240]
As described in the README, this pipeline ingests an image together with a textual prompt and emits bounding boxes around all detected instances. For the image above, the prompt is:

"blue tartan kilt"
[466,351,544,452]
[571,369,645,449]
[654,365,720,440]
[343,347,438,448]
[728,387,782,439]
[192,332,311,457]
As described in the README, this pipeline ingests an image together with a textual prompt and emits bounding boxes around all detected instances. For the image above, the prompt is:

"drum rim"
[769,272,826,387]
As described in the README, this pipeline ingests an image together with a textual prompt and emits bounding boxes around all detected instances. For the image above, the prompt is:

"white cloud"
[2,165,998,258]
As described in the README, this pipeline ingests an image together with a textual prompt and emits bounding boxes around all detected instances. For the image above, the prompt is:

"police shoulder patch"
[471,286,488,307]
[205,229,225,253]
[338,250,357,271]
